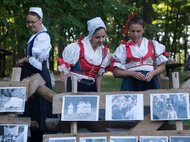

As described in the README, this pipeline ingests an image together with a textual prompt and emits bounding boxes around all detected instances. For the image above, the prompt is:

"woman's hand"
[144,71,155,82]
[132,72,146,81]
[16,57,28,66]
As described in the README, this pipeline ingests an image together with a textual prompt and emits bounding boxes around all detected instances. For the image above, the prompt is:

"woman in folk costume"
[58,17,110,92]
[112,14,168,91]
[16,7,55,139]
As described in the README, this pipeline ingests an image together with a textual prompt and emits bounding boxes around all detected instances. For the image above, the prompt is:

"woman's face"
[90,28,107,49]
[128,23,144,42]
[26,14,42,33]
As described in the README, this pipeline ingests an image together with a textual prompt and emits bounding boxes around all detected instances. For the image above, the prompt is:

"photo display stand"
[0,67,30,142]
[43,71,190,142]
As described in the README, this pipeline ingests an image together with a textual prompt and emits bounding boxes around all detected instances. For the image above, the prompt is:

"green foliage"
[0,0,190,76]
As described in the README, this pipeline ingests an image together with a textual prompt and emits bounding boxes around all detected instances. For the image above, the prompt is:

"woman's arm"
[113,67,146,80]
[96,75,103,92]
[144,63,166,82]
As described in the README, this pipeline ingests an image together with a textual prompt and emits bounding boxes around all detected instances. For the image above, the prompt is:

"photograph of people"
[140,136,168,142]
[0,124,28,142]
[79,137,106,142]
[0,87,26,112]
[106,94,143,120]
[49,137,76,142]
[61,95,99,121]
[170,136,190,142]
[151,93,189,120]
[110,136,138,142]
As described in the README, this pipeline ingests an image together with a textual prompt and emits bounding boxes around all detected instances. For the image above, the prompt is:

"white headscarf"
[87,17,106,39]
[29,7,47,31]
[29,7,43,19]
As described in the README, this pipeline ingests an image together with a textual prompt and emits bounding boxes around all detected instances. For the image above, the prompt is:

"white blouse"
[58,36,110,78]
[112,37,168,71]
[27,28,51,70]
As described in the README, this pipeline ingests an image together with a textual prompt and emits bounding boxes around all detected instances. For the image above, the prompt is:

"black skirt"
[20,62,55,131]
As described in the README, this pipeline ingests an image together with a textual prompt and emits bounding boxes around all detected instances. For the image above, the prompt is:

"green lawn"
[101,72,122,92]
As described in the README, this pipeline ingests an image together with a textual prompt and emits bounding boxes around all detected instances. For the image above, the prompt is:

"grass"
[101,72,122,92]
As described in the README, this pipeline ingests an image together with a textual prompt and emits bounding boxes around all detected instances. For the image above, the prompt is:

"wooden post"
[60,72,67,93]
[71,75,78,133]
[11,67,21,81]
[172,72,183,131]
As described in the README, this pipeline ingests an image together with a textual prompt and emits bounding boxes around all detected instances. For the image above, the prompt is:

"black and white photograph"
[106,94,144,120]
[61,95,99,121]
[79,136,106,142]
[0,87,26,112]
[140,136,168,142]
[150,93,190,120]
[170,136,190,142]
[0,124,28,142]
[110,136,138,142]
[49,137,76,142]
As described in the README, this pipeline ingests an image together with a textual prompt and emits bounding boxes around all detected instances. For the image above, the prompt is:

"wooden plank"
[52,89,190,114]
[0,115,31,125]
[130,114,163,132]
[43,130,190,142]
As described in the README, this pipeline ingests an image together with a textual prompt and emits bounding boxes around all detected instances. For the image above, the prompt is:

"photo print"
[150,93,190,120]
[170,136,190,142]
[0,124,28,142]
[140,136,168,142]
[61,95,99,121]
[0,87,26,112]
[49,137,76,142]
[110,136,138,142]
[79,136,106,142]
[106,94,144,120]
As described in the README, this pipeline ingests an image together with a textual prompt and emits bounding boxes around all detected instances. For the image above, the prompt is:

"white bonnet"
[29,7,43,19]
[87,17,106,39]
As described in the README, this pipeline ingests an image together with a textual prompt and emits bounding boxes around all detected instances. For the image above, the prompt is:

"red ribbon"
[124,13,138,35]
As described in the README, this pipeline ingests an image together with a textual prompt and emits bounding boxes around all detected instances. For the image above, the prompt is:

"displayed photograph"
[106,94,144,120]
[49,137,76,142]
[0,124,28,142]
[79,136,106,142]
[140,136,168,142]
[61,95,99,121]
[170,136,190,142]
[150,93,190,120]
[0,87,26,112]
[110,136,138,142]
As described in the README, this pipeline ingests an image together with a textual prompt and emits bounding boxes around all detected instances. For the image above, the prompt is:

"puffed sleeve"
[112,44,127,70]
[152,40,168,65]
[29,32,51,70]
[58,42,80,74]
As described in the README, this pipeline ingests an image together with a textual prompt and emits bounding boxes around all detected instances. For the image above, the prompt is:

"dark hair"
[28,11,41,19]
[128,15,145,28]
[124,14,144,41]
[93,27,106,34]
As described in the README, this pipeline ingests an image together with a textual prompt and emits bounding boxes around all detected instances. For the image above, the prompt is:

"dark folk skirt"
[20,62,55,131]
[120,71,160,91]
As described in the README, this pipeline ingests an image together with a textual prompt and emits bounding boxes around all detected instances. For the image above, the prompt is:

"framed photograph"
[170,136,190,142]
[0,124,28,142]
[79,136,106,142]
[140,136,168,142]
[0,87,26,112]
[106,94,144,120]
[110,136,138,142]
[150,93,190,120]
[49,137,76,142]
[61,95,99,121]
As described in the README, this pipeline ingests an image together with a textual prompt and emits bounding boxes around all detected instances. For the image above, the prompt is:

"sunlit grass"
[101,72,122,92]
